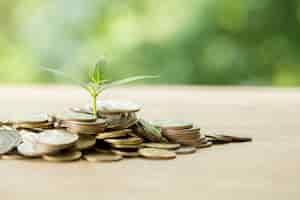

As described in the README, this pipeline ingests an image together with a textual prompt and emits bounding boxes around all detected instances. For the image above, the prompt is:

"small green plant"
[43,58,158,117]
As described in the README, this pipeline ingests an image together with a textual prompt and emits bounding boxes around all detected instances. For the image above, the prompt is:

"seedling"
[43,58,158,117]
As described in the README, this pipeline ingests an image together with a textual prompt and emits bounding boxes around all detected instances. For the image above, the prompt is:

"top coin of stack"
[12,114,54,129]
[87,100,141,115]
[151,120,211,148]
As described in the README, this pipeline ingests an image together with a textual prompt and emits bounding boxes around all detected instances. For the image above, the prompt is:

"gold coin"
[141,143,181,150]
[138,148,176,160]
[105,137,143,145]
[112,150,139,157]
[111,144,141,149]
[84,152,123,162]
[175,147,197,155]
[96,129,131,140]
[1,154,26,160]
[75,135,96,150]
[43,151,82,162]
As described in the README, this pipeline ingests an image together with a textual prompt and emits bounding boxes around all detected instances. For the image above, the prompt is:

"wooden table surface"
[1,86,300,200]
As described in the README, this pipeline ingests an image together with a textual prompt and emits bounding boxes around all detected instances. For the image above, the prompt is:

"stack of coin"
[151,120,212,148]
[86,100,140,130]
[55,112,106,135]
[12,114,54,130]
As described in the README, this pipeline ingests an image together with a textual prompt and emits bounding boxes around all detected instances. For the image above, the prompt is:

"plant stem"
[92,95,98,118]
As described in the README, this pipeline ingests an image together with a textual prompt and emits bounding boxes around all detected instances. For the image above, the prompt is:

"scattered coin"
[218,135,252,143]
[43,150,82,162]
[0,129,21,154]
[175,147,197,155]
[84,152,123,162]
[1,152,26,160]
[141,143,180,150]
[139,148,176,160]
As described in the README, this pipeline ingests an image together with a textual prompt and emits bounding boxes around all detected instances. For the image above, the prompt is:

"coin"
[75,135,96,150]
[96,129,132,140]
[134,119,167,142]
[64,120,106,135]
[205,134,232,144]
[0,129,21,154]
[218,135,252,142]
[151,120,193,130]
[13,114,50,124]
[139,148,176,160]
[105,137,143,145]
[43,150,82,162]
[175,147,197,154]
[37,129,79,149]
[84,152,123,162]
[196,141,213,148]
[18,132,60,157]
[110,144,141,149]
[112,150,139,157]
[87,100,141,114]
[1,152,26,160]
[141,143,181,150]
[56,112,96,122]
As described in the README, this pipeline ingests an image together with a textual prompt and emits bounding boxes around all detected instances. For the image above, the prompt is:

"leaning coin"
[0,129,21,154]
[37,129,79,148]
[175,147,197,155]
[75,135,96,150]
[43,150,82,162]
[138,148,176,160]
[96,129,132,140]
[84,152,123,162]
[151,120,193,130]
[219,135,252,143]
[141,143,181,150]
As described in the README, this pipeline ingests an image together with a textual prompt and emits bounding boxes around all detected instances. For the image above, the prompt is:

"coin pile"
[0,100,252,162]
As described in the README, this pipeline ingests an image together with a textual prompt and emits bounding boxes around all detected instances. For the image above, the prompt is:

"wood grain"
[0,86,300,200]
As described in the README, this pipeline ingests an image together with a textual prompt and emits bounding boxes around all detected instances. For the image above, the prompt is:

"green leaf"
[91,59,106,84]
[102,75,159,89]
[41,67,88,89]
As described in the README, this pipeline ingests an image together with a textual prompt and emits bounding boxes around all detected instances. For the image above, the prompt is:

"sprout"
[43,59,158,117]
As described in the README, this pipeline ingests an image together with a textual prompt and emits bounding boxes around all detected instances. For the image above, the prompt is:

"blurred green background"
[0,0,299,86]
